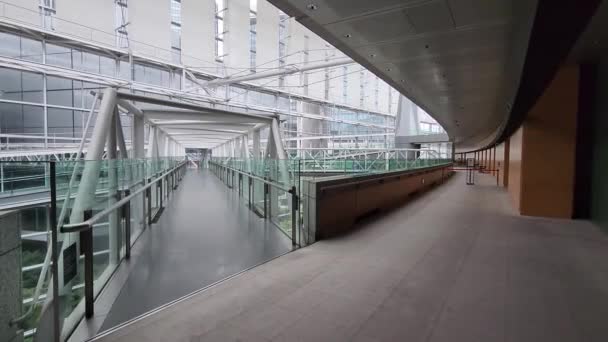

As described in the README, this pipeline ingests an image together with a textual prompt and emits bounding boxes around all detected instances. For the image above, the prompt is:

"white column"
[133,114,145,159]
[107,109,119,266]
[63,88,117,292]
[252,129,261,159]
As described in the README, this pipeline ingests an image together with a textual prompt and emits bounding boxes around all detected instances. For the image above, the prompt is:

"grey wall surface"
[0,211,22,341]
[590,60,608,232]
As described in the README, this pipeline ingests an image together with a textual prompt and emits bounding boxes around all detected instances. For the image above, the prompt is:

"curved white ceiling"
[269,0,538,150]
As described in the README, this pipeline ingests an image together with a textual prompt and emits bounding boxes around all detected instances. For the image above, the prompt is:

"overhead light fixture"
[344,34,352,38]
[307,4,318,10]
[386,68,392,71]
[370,54,376,58]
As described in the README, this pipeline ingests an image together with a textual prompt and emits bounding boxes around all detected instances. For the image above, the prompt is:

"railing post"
[239,173,242,196]
[263,183,268,219]
[290,186,298,249]
[123,189,131,259]
[50,161,60,342]
[248,175,252,209]
[497,169,500,187]
[159,178,163,208]
[82,209,94,318]
[146,186,152,225]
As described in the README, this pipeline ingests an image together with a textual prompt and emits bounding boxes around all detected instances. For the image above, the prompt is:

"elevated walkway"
[70,168,292,339]
[91,172,608,342]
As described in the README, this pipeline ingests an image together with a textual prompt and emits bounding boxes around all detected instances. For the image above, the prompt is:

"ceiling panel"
[325,10,415,46]
[405,1,455,33]
[286,0,422,25]
[269,0,536,149]
[447,0,511,26]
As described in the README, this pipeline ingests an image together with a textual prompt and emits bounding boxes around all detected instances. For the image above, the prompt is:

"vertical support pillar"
[269,118,290,185]
[147,126,158,159]
[252,129,261,159]
[146,187,152,225]
[0,163,4,193]
[124,189,131,259]
[290,186,298,248]
[63,88,117,294]
[108,109,120,266]
[82,209,94,318]
[133,113,145,159]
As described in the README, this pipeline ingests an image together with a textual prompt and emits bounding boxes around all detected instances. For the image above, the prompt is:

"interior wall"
[507,66,579,218]
[520,66,578,218]
[495,139,509,187]
[590,60,608,231]
[508,126,523,210]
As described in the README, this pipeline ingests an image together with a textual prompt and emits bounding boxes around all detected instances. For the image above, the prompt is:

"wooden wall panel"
[506,66,579,218]
[316,166,453,239]
[519,66,578,218]
[508,126,524,211]
[495,144,504,183]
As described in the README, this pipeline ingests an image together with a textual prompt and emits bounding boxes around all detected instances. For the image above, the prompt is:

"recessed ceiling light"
[307,4,318,10]
[344,34,352,38]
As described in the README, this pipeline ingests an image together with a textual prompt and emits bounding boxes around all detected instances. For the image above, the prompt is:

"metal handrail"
[209,160,300,248]
[208,161,294,193]
[61,161,187,233]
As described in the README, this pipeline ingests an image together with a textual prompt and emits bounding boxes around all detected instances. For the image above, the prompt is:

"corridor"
[94,169,292,333]
[93,172,608,342]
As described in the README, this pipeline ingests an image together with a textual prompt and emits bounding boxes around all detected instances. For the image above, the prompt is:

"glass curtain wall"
[0,29,396,153]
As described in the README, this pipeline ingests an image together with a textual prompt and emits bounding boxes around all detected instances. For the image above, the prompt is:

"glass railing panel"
[252,178,265,217]
[269,187,292,238]
[0,161,49,196]
[241,173,250,205]
[2,158,183,342]
[15,204,52,341]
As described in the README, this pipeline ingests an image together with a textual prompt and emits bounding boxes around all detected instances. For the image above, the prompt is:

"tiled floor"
[98,169,292,332]
[94,172,608,342]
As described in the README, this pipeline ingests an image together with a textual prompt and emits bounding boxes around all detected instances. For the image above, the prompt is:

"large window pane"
[47,76,74,107]
[46,44,73,68]
[0,68,23,101]
[118,59,131,80]
[23,105,44,130]
[0,68,43,103]
[48,108,75,137]
[0,32,42,62]
[133,63,171,87]
[0,103,44,137]
[0,31,20,57]
[20,37,43,63]
[21,72,44,103]
[100,55,116,76]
